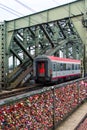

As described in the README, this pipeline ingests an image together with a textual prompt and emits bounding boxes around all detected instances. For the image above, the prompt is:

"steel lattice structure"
[0,0,87,89]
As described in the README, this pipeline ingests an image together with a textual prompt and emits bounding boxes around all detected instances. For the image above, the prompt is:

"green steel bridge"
[0,0,87,90]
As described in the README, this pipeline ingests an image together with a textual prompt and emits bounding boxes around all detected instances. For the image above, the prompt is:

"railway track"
[0,78,81,100]
[0,84,42,100]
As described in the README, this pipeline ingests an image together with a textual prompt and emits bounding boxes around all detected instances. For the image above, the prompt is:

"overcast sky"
[0,0,76,22]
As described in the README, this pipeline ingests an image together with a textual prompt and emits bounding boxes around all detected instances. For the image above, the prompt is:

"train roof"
[35,55,81,63]
[47,56,81,63]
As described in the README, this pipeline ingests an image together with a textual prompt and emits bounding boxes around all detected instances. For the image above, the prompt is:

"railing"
[0,78,87,129]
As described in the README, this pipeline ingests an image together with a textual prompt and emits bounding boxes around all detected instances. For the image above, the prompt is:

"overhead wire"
[0,3,24,16]
[14,0,36,13]
[0,5,20,17]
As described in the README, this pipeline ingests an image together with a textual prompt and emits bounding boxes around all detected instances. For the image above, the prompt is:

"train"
[33,55,81,84]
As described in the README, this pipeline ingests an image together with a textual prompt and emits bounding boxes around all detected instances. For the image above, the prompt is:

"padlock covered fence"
[0,78,87,129]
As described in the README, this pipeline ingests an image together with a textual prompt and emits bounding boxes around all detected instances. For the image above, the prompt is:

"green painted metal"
[35,26,39,56]
[0,23,6,89]
[10,48,23,63]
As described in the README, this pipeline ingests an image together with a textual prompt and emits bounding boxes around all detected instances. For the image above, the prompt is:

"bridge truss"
[0,0,87,89]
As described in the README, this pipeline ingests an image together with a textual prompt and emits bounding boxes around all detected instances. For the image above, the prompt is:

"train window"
[67,64,69,70]
[74,64,75,70]
[78,64,80,69]
[63,63,66,70]
[77,64,80,70]
[72,64,74,70]
[78,65,79,69]
[57,63,60,71]
[53,63,56,71]
[66,64,68,70]
[75,64,77,70]
[66,64,73,70]
[58,63,61,71]
[70,64,72,70]
[76,64,78,70]
[66,64,70,70]
[60,63,62,71]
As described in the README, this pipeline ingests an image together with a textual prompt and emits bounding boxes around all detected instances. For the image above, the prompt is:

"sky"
[0,0,76,22]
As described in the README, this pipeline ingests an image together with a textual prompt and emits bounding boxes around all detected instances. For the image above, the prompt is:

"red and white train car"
[33,55,81,84]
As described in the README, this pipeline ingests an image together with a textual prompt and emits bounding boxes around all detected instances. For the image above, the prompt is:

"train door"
[38,62,45,76]
[36,61,48,79]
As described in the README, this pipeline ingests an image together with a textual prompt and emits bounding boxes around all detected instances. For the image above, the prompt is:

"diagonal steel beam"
[57,21,66,39]
[46,23,54,35]
[14,35,33,61]
[46,39,68,55]
[40,24,54,48]
[28,28,35,38]
[10,48,23,63]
